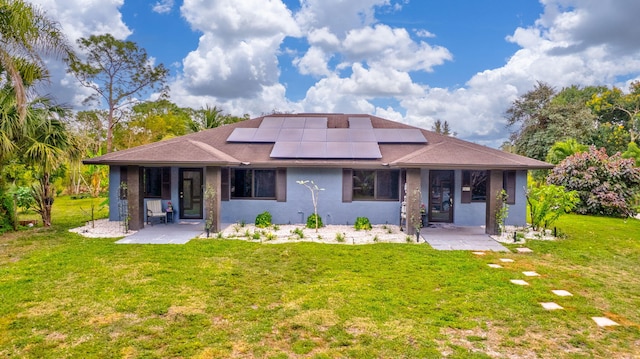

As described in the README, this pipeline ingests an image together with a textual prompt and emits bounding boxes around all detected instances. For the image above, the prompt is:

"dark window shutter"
[504,171,516,204]
[461,171,471,203]
[220,167,230,201]
[161,167,171,199]
[276,168,287,202]
[342,169,353,203]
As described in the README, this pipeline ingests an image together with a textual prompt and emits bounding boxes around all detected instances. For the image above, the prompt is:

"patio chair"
[146,200,167,225]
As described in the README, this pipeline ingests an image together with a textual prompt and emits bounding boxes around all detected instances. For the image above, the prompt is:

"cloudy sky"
[32,0,640,147]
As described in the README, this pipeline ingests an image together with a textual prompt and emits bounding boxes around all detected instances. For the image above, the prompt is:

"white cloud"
[152,0,174,14]
[295,0,393,35]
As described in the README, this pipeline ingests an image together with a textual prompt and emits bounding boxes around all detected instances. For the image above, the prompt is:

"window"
[351,169,399,201]
[143,167,170,199]
[231,169,276,199]
[503,170,516,205]
[461,170,487,203]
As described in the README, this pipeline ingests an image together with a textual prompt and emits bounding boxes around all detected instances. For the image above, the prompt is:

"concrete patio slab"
[116,221,204,244]
[510,279,529,286]
[488,264,503,268]
[516,247,533,253]
[592,317,619,327]
[552,290,573,297]
[540,302,563,310]
[523,271,540,277]
[499,258,515,263]
[421,225,508,251]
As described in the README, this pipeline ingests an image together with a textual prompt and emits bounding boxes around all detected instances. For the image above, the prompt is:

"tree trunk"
[41,173,53,227]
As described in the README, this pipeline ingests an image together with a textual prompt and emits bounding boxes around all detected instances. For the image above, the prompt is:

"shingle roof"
[83,113,552,170]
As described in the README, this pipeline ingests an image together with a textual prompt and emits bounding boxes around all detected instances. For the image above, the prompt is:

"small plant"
[317,235,323,240]
[240,219,246,227]
[272,224,280,231]
[373,235,379,242]
[405,236,412,243]
[244,229,251,238]
[496,189,509,235]
[291,227,304,239]
[255,211,272,228]
[252,232,261,240]
[306,213,323,230]
[335,232,345,242]
[233,225,240,233]
[297,180,325,232]
[386,227,393,234]
[354,217,372,231]
[216,232,223,239]
[265,232,276,241]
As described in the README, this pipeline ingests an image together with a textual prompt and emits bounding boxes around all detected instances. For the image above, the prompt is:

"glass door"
[429,170,454,223]
[179,168,203,219]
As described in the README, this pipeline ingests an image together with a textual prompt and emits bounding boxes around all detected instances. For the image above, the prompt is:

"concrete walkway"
[421,224,508,251]
[116,220,204,244]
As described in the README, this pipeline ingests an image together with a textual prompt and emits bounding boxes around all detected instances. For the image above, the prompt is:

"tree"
[545,138,588,165]
[67,33,169,152]
[506,82,596,160]
[297,180,324,232]
[0,0,72,122]
[21,97,78,226]
[526,183,579,231]
[588,81,640,143]
[432,119,454,136]
[622,142,640,167]
[547,146,640,217]
[190,105,248,132]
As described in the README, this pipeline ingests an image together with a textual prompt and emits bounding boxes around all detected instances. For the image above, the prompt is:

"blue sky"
[31,0,640,147]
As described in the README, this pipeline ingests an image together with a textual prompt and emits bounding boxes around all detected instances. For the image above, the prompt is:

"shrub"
[354,216,372,231]
[547,146,640,217]
[0,192,17,233]
[306,213,323,229]
[526,184,579,231]
[255,211,272,228]
[335,232,345,242]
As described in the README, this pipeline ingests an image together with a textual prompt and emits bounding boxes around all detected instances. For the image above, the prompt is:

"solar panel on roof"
[302,129,327,142]
[253,128,280,142]
[352,142,382,158]
[226,128,257,142]
[349,129,376,142]
[326,142,352,158]
[348,117,373,128]
[282,118,306,128]
[304,117,327,128]
[260,117,285,128]
[277,128,303,141]
[271,142,300,158]
[299,142,327,158]
[326,128,350,141]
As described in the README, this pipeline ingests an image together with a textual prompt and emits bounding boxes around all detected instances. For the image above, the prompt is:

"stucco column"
[127,166,144,231]
[485,170,504,235]
[405,168,422,234]
[205,166,222,232]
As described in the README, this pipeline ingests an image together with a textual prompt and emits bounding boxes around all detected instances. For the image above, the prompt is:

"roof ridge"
[186,139,240,163]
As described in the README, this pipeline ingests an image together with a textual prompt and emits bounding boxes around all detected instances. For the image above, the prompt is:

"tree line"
[0,0,246,232]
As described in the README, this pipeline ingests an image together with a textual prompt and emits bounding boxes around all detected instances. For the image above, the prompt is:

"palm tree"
[0,0,72,121]
[545,138,588,165]
[21,97,76,227]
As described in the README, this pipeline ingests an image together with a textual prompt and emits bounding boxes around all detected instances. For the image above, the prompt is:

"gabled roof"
[84,113,552,170]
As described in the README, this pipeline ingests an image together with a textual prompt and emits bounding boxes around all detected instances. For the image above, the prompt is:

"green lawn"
[0,197,638,358]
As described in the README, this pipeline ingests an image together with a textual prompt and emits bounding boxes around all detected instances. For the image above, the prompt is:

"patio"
[421,224,508,251]
[115,220,204,244]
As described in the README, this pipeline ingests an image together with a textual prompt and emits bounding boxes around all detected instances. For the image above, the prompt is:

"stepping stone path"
[540,302,563,310]
[552,290,573,297]
[592,317,619,327]
[510,279,529,286]
[483,249,623,328]
[515,247,533,253]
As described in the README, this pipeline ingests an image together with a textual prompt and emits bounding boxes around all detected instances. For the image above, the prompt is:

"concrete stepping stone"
[499,258,514,263]
[472,251,486,256]
[515,247,533,253]
[540,302,563,310]
[510,279,529,286]
[522,271,540,277]
[592,317,619,327]
[487,264,503,268]
[552,290,573,297]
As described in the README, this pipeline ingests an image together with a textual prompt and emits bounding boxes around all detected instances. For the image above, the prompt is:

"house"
[83,113,552,234]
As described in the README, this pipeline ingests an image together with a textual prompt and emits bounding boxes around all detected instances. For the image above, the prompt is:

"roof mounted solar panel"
[260,117,285,128]
[270,142,300,158]
[282,118,306,128]
[226,128,258,142]
[304,117,328,128]
[348,117,373,128]
[277,128,304,142]
[352,142,382,158]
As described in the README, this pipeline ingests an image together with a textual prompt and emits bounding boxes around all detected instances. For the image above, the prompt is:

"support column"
[485,170,504,235]
[404,168,422,234]
[127,166,144,231]
[205,166,222,232]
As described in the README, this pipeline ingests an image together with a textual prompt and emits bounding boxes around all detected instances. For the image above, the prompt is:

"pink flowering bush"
[547,146,640,217]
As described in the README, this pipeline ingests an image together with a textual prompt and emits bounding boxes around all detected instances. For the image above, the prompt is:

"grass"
[0,198,639,357]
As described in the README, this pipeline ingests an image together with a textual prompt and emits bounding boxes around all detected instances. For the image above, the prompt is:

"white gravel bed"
[69,219,136,238]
